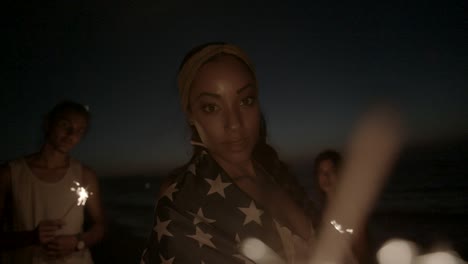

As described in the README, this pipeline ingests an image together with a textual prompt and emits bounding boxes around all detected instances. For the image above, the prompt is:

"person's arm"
[80,165,107,247]
[0,163,63,250]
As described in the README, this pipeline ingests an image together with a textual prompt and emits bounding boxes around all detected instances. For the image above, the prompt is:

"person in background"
[0,101,106,263]
[141,43,314,263]
[313,149,373,263]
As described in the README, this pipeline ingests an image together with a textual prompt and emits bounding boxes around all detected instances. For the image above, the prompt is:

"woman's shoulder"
[158,166,185,194]
[157,161,199,198]
[167,160,197,181]
[166,151,210,183]
[168,163,190,178]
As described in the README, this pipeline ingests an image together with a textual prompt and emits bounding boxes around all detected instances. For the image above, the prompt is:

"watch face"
[77,241,85,250]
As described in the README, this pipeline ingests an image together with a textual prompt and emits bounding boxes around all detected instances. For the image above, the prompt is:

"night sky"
[2,1,467,176]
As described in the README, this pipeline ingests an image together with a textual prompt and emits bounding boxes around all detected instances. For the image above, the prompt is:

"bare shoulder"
[81,164,97,177]
[80,163,99,186]
[157,165,192,197]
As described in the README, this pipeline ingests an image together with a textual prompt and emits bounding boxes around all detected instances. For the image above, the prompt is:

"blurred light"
[416,251,459,264]
[377,239,417,264]
[241,238,266,261]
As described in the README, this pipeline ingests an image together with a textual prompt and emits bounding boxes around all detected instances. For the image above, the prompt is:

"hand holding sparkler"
[309,105,404,264]
[61,181,93,220]
[34,220,65,245]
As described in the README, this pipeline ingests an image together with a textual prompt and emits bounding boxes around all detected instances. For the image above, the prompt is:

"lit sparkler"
[330,220,354,235]
[70,181,91,206]
[62,181,93,219]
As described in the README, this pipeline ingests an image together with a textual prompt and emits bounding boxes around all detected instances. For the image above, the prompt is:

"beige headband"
[177,43,256,112]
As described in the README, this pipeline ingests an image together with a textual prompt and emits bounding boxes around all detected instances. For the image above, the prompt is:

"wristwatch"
[75,234,86,251]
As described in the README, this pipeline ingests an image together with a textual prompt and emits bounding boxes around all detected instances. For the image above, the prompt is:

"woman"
[0,101,106,263]
[141,43,314,263]
[313,149,372,264]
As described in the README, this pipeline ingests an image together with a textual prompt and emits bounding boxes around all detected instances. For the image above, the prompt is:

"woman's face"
[188,55,260,165]
[318,159,339,197]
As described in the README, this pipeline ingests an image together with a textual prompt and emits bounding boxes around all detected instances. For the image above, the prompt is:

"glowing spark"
[330,220,354,234]
[70,181,92,206]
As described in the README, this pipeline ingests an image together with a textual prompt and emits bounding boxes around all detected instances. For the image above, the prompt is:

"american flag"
[140,151,289,264]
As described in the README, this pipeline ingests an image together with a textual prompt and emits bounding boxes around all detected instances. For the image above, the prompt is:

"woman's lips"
[224,139,248,151]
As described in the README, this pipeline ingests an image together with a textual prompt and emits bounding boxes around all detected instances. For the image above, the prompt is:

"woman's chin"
[217,150,252,166]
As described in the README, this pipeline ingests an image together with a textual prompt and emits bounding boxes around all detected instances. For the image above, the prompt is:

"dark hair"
[312,149,343,227]
[252,115,309,209]
[43,100,91,137]
[313,149,342,177]
[44,100,90,134]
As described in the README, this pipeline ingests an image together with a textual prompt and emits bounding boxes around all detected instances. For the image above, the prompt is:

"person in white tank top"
[0,101,106,264]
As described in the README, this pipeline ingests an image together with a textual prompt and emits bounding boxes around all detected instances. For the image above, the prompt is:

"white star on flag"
[159,254,175,264]
[160,182,178,202]
[154,217,173,242]
[238,200,263,226]
[187,226,217,248]
[205,174,231,198]
[188,208,216,225]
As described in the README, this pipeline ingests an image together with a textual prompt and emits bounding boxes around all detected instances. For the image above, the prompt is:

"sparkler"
[61,181,93,219]
[330,220,354,235]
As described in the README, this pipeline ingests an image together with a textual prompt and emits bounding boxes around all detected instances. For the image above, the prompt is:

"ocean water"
[99,176,161,238]
[97,142,468,260]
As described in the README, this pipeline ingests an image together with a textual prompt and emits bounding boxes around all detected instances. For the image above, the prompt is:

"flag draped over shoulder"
[140,150,296,264]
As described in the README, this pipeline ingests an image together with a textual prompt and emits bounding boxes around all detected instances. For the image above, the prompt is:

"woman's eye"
[202,104,218,113]
[240,96,256,106]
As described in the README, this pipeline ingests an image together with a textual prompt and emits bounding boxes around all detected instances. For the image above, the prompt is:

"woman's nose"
[225,109,241,130]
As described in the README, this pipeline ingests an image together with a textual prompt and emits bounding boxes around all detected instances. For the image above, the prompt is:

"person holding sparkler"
[0,101,106,263]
